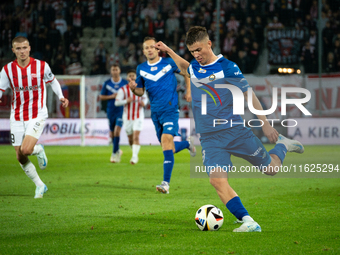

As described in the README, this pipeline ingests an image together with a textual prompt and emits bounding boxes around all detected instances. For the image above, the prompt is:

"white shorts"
[10,117,46,146]
[123,117,144,136]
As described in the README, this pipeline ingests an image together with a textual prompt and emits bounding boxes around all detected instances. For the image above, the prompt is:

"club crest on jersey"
[162,68,167,73]
[198,68,206,73]
[209,74,216,81]
[31,73,37,79]
[151,67,158,71]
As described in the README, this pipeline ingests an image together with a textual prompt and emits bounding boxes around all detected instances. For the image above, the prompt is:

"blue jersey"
[136,57,180,113]
[101,77,127,116]
[189,55,250,134]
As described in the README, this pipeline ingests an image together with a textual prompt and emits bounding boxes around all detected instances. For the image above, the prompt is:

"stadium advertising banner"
[0,118,191,146]
[306,74,340,117]
[288,118,340,145]
[267,28,305,65]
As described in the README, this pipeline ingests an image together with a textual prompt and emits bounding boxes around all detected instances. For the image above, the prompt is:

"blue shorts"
[151,110,179,142]
[108,114,123,132]
[200,125,271,174]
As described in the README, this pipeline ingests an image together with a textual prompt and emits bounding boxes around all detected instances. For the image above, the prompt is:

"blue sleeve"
[166,57,180,74]
[100,81,108,95]
[136,65,145,88]
[221,60,250,93]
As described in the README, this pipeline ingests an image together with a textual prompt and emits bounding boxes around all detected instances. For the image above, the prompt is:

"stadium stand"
[1,0,340,74]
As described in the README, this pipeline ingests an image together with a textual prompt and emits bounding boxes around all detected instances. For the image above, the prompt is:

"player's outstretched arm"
[244,91,279,143]
[155,41,190,77]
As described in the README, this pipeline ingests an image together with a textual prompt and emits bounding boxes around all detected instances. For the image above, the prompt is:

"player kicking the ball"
[115,69,148,164]
[155,26,304,232]
[0,36,69,198]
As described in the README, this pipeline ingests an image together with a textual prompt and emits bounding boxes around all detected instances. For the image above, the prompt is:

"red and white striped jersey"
[115,84,148,121]
[0,57,56,121]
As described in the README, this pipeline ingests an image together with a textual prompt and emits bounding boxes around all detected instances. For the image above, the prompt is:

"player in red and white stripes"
[0,36,69,198]
[115,70,148,164]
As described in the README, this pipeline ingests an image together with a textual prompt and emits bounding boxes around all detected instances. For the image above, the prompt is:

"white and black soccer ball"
[195,204,224,231]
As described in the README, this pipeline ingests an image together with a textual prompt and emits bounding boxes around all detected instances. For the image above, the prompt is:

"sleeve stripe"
[46,77,55,83]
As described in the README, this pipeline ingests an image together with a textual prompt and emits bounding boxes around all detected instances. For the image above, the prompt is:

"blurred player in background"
[115,69,148,164]
[155,26,304,231]
[129,37,196,194]
[100,64,127,163]
[0,36,69,198]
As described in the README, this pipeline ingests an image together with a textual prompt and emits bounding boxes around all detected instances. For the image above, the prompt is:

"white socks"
[20,159,44,187]
[31,144,43,155]
[242,215,255,222]
[132,144,141,158]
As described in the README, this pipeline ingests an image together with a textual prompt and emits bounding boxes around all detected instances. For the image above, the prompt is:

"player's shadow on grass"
[80,183,151,192]
[0,193,31,197]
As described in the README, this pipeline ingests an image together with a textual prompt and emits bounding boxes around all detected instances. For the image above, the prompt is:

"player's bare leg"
[262,155,282,176]
[127,134,133,147]
[130,131,141,165]
[15,135,47,198]
[209,169,261,232]
[209,171,237,204]
[21,135,48,170]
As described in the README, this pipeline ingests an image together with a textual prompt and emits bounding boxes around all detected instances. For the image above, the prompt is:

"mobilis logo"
[200,84,312,127]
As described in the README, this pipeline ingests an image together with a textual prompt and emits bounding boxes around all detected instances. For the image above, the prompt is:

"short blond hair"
[12,36,29,47]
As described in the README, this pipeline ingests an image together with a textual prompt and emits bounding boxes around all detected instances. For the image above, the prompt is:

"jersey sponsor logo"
[163,122,173,126]
[189,66,224,87]
[198,68,206,73]
[151,66,158,71]
[14,85,41,92]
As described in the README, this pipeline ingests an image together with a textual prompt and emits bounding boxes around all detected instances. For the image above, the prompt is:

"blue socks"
[162,142,187,183]
[269,144,287,164]
[174,141,189,153]
[163,150,174,183]
[113,136,120,154]
[226,196,249,221]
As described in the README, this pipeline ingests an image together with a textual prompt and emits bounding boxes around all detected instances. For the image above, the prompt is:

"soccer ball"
[195,204,224,231]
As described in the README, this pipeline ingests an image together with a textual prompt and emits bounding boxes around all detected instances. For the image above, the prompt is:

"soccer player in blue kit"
[155,27,304,232]
[100,64,127,163]
[128,37,196,194]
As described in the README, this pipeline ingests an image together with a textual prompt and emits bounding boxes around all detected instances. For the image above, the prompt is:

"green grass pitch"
[0,145,339,254]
